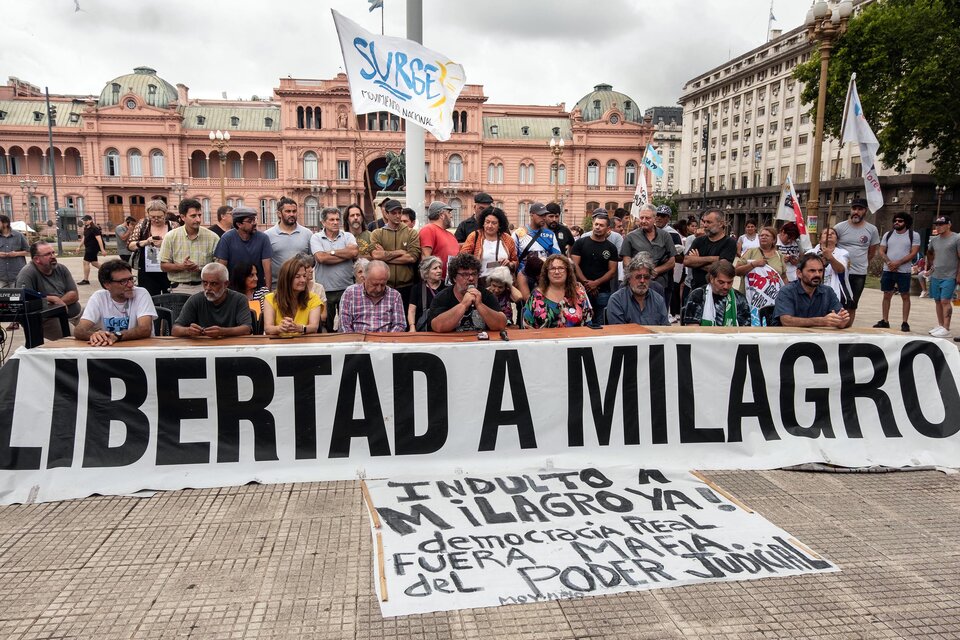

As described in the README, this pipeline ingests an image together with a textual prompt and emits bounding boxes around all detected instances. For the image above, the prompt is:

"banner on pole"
[642,144,665,179]
[366,467,838,617]
[332,10,466,142]
[776,176,807,235]
[2,332,959,505]
[629,166,650,217]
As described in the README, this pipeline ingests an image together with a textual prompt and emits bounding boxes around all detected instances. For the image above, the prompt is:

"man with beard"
[74,260,156,345]
[773,253,850,328]
[172,262,252,337]
[311,207,359,333]
[264,197,312,289]
[571,211,619,326]
[419,201,459,280]
[365,199,421,306]
[214,207,273,290]
[159,198,220,294]
[684,208,737,290]
[427,253,506,333]
[682,260,751,326]
[606,253,669,326]
[833,198,879,324]
[545,202,574,255]
[16,241,82,339]
[345,203,372,254]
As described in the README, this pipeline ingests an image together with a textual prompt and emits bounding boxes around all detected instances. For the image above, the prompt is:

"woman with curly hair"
[460,206,518,277]
[521,254,592,328]
[263,257,324,336]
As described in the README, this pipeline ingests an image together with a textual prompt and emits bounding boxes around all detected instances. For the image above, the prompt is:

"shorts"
[880,271,912,294]
[846,274,867,309]
[83,247,100,262]
[929,277,958,301]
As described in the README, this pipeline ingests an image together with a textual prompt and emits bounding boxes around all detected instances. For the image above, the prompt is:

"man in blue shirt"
[214,207,273,289]
[606,253,669,326]
[773,253,851,328]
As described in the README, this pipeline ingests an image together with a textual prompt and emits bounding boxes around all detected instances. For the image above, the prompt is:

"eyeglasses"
[455,271,479,279]
[109,276,135,285]
[547,266,568,273]
[36,252,56,258]
[631,273,652,280]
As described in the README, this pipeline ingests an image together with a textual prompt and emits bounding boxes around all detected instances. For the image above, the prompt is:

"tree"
[652,194,679,218]
[794,0,960,184]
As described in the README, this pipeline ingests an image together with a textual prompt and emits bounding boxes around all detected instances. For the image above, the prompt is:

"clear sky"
[3,0,810,109]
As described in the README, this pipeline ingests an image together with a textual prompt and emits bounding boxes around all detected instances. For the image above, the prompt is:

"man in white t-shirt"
[74,260,157,345]
[874,213,920,332]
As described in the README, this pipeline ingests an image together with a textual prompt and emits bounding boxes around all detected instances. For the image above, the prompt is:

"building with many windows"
[0,68,654,238]
[644,106,682,198]
[676,18,952,235]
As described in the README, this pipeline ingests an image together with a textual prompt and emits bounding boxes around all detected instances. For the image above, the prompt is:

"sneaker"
[930,326,951,338]
[901,322,910,332]
[919,291,929,298]
[929,326,943,335]
[77,279,90,285]
[873,319,890,328]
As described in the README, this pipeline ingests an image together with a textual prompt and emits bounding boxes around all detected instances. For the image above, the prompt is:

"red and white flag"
[776,175,806,235]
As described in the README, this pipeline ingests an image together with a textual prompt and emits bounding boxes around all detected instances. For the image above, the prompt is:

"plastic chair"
[151,293,191,325]
[153,306,173,336]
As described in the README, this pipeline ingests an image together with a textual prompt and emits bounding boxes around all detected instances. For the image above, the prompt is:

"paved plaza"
[1,255,959,638]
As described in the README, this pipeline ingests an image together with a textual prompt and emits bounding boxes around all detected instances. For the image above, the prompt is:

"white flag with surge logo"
[332,10,466,142]
[841,74,883,213]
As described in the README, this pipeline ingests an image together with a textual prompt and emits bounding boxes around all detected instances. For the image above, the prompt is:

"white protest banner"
[2,331,959,505]
[366,467,837,616]
[629,166,649,217]
[332,10,466,142]
[744,265,784,312]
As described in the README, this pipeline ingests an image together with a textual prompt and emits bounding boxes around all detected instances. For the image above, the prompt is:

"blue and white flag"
[642,144,665,179]
[841,74,883,213]
[332,10,466,142]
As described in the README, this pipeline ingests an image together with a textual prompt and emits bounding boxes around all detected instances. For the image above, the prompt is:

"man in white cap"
[419,201,459,280]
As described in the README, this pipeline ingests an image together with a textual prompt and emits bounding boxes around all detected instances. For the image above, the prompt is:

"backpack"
[882,229,918,264]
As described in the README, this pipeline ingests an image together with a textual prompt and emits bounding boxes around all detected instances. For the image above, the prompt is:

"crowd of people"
[3,191,957,347]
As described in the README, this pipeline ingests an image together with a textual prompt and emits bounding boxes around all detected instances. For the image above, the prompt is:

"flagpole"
[827,73,856,230]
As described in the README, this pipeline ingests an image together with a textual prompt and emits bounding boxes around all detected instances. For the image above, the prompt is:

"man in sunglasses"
[74,260,157,345]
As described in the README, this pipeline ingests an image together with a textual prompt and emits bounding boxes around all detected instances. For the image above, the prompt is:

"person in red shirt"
[418,201,460,280]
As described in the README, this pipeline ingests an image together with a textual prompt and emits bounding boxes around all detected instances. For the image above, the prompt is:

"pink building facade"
[0,68,654,236]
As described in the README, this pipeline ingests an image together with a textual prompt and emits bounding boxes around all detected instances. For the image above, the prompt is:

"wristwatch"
[113,330,123,342]
[330,249,336,256]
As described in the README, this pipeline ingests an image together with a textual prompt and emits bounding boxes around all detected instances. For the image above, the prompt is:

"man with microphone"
[426,253,506,333]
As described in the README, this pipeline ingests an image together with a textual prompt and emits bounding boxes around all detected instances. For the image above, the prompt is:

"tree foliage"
[794,0,960,183]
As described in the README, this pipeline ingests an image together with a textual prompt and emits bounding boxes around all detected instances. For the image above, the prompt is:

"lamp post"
[170,181,189,204]
[18,179,38,228]
[936,185,948,217]
[549,137,565,203]
[309,181,327,229]
[208,130,231,207]
[804,0,854,236]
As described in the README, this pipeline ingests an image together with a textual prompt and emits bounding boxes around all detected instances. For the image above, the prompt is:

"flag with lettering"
[332,10,466,142]
[841,74,883,213]
[629,166,650,217]
[642,144,665,179]
[776,175,806,235]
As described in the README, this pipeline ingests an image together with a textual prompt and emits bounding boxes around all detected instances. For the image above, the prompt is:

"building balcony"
[0,174,87,187]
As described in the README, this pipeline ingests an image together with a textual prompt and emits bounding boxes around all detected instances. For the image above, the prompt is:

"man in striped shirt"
[338,260,406,333]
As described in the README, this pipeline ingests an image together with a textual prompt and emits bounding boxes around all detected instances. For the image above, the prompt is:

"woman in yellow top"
[263,258,323,336]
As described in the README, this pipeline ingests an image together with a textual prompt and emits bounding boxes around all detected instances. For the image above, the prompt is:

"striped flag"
[776,175,806,235]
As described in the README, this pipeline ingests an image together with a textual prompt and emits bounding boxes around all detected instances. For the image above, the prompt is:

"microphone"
[465,284,477,307]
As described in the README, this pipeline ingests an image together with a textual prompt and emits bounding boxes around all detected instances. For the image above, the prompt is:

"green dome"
[574,83,643,123]
[98,67,178,108]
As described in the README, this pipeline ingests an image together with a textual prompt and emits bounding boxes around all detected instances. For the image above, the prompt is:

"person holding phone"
[128,199,171,295]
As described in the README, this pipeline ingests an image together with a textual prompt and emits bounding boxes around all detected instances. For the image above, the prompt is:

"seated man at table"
[606,253,669,326]
[682,260,751,326]
[338,259,406,333]
[427,253,506,333]
[172,262,252,338]
[773,253,851,329]
[16,241,82,339]
[74,260,157,345]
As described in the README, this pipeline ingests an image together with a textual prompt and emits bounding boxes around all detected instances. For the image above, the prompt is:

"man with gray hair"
[172,262,252,338]
[311,206,359,333]
[338,259,406,332]
[605,253,669,326]
[620,203,676,292]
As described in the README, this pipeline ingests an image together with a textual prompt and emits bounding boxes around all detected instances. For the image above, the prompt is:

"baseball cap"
[545,202,562,215]
[655,205,672,218]
[231,206,258,223]
[592,207,609,217]
[851,198,868,209]
[383,199,403,212]
[474,192,493,204]
[427,201,453,219]
[529,202,548,216]
[934,216,951,225]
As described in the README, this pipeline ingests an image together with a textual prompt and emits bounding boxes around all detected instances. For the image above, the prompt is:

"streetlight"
[805,0,854,235]
[18,179,38,227]
[208,130,231,207]
[549,137,565,203]
[308,181,327,228]
[170,181,189,204]
[936,185,948,217]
